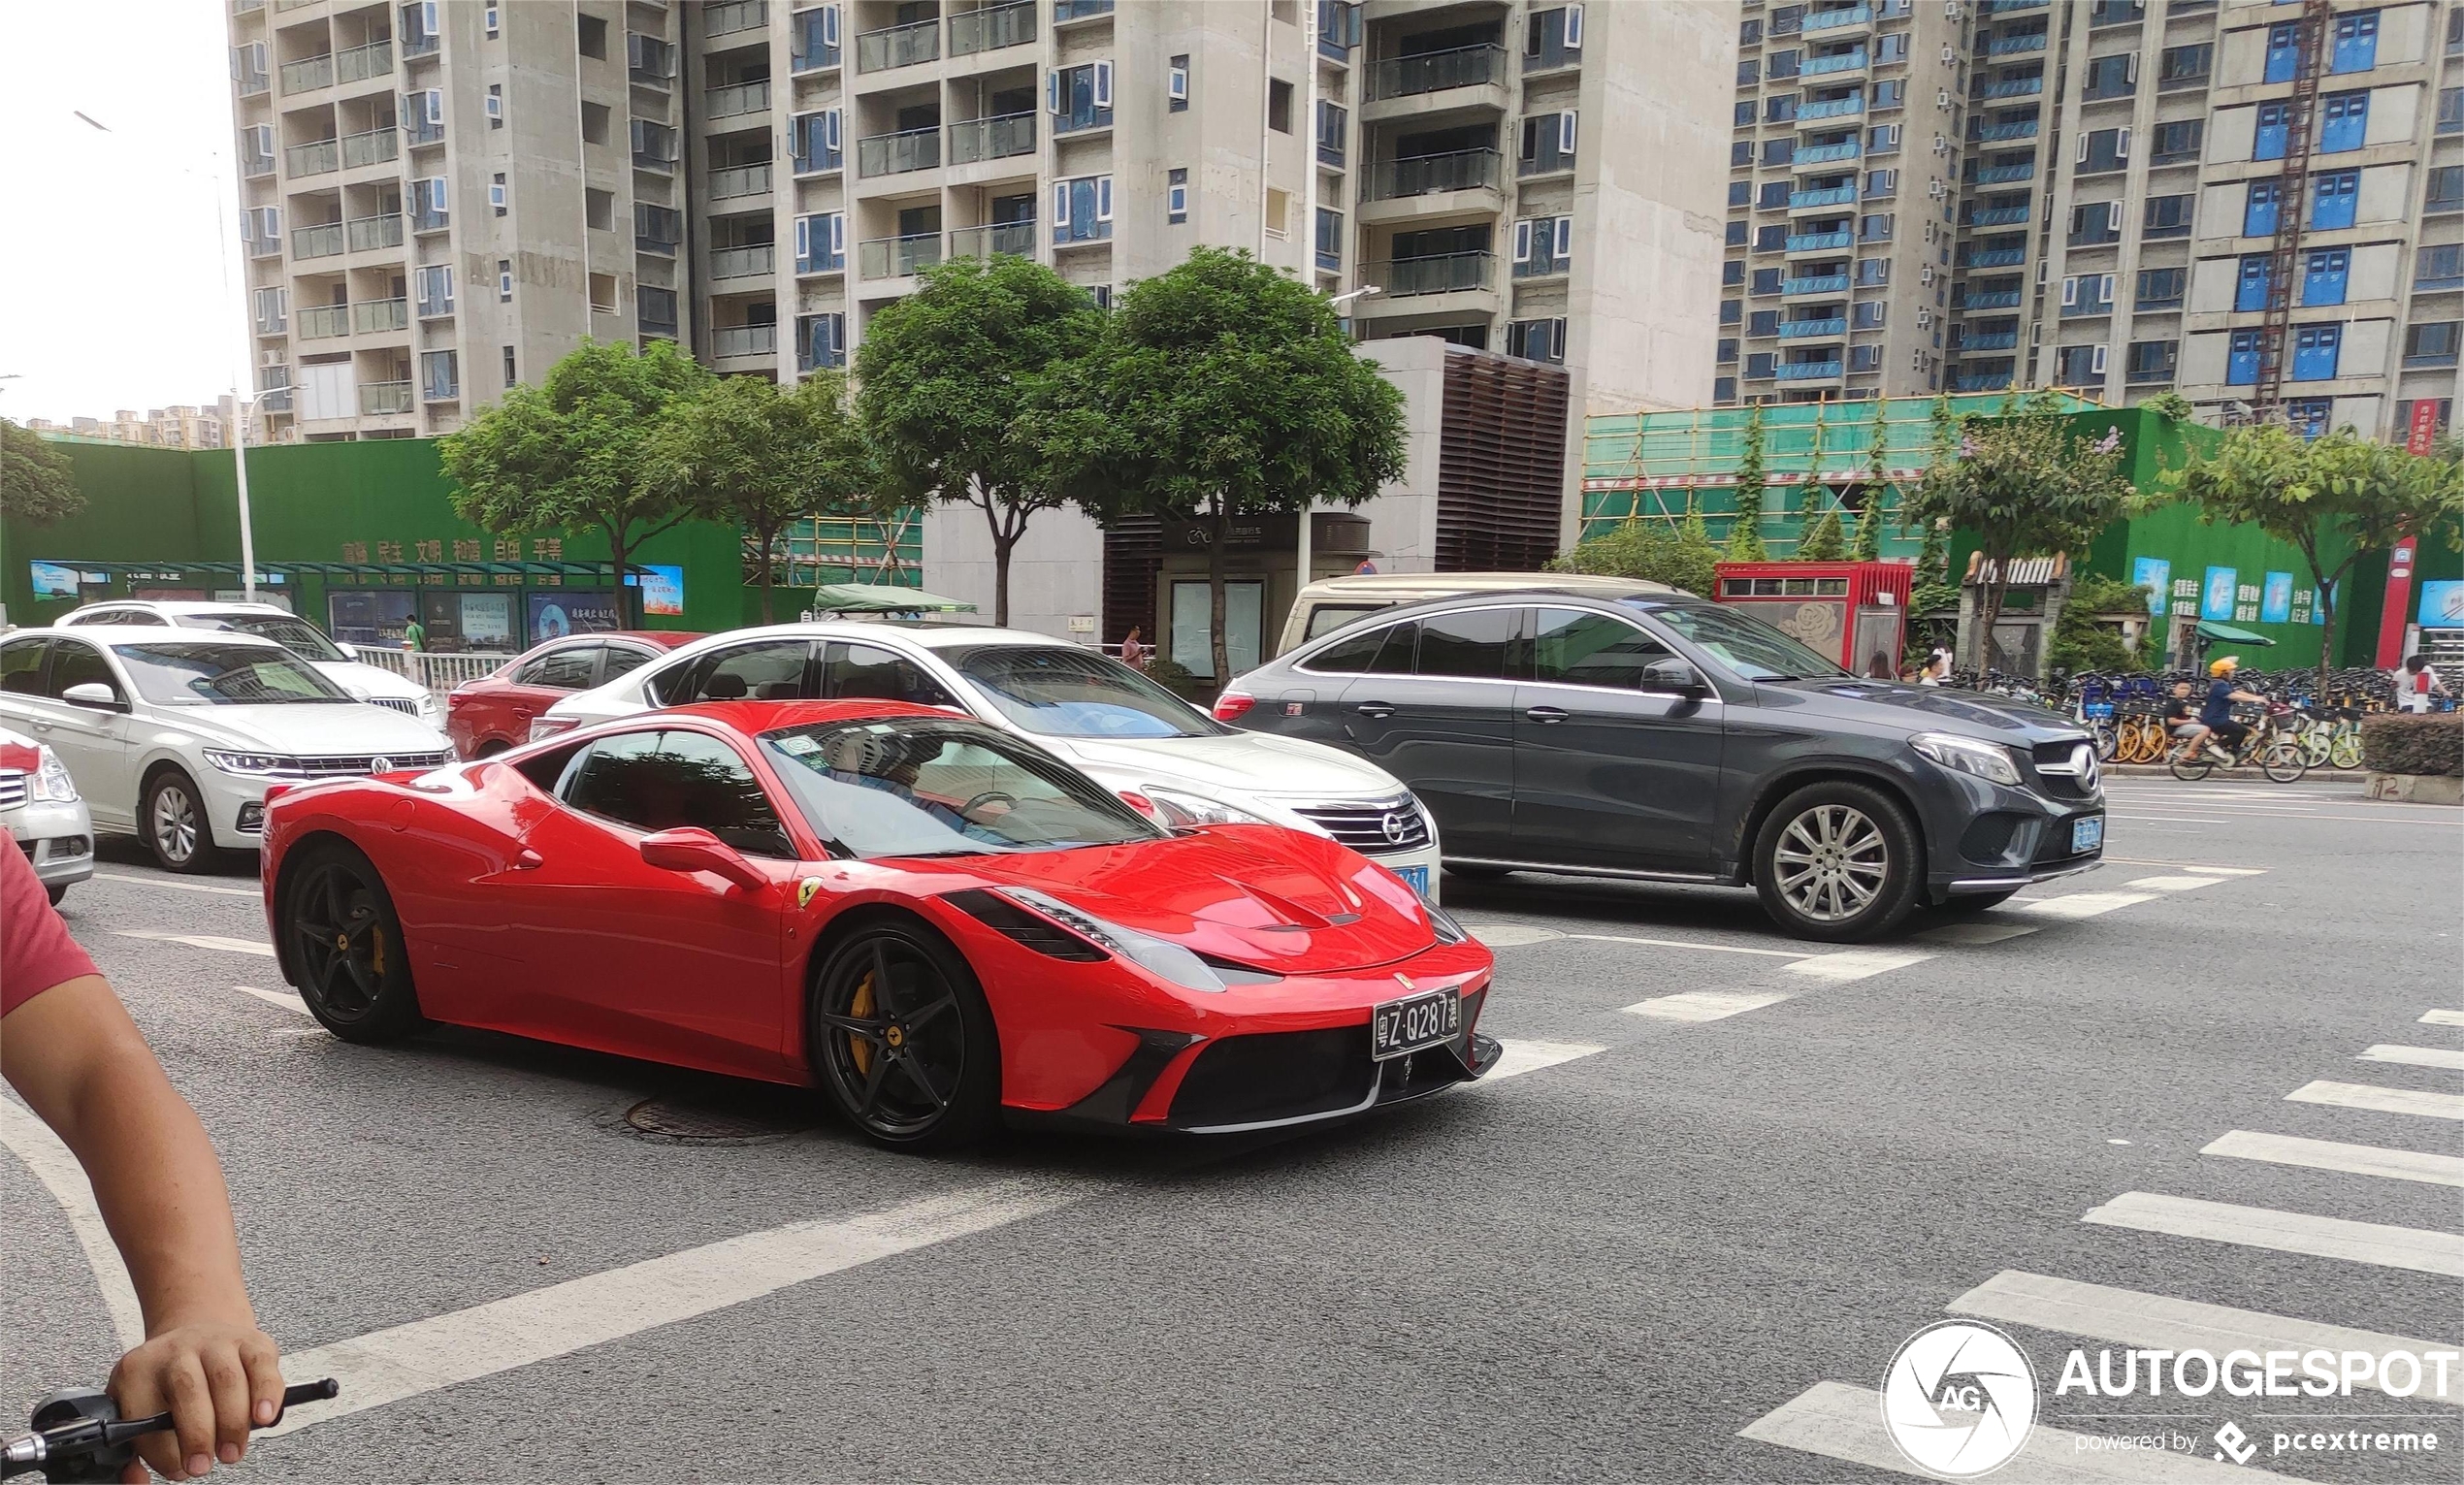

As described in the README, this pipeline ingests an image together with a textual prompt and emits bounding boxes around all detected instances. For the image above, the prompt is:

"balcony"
[705,0,767,39]
[297,304,350,340]
[237,62,269,98]
[1958,330,2020,350]
[1785,229,1854,254]
[292,222,346,259]
[245,230,281,259]
[859,124,941,177]
[253,297,287,334]
[1793,141,1861,169]
[1363,149,1500,201]
[859,232,943,279]
[257,387,293,413]
[1960,288,2024,309]
[352,298,407,334]
[1967,204,2029,226]
[1796,95,1864,122]
[1774,359,1845,380]
[1982,74,2044,99]
[411,201,448,234]
[346,213,404,252]
[1364,251,1495,297]
[632,34,677,83]
[1054,0,1113,16]
[242,150,276,180]
[1789,184,1856,210]
[403,25,438,59]
[1953,371,2014,392]
[709,162,773,200]
[1801,5,1873,32]
[359,380,415,416]
[1987,31,2048,55]
[950,222,1038,258]
[950,113,1035,165]
[1364,45,1505,102]
[280,53,334,94]
[858,18,939,72]
[422,372,459,403]
[951,1,1034,55]
[1973,161,2035,184]
[1778,317,1846,339]
[1961,247,2026,269]
[286,139,340,177]
[706,81,770,119]
[1783,274,1851,296]
[1975,118,2039,142]
[341,127,398,169]
[713,324,778,359]
[711,243,777,278]
[1801,48,1868,76]
[1985,0,2049,10]
[335,39,391,85]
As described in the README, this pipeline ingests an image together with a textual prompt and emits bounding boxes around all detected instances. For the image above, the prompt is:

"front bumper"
[1918,768,2103,899]
[6,799,96,888]
[194,770,274,853]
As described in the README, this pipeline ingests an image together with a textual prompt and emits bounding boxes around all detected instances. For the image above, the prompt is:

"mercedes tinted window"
[1413,608,1517,678]
[1535,607,1672,689]
[1302,621,1401,675]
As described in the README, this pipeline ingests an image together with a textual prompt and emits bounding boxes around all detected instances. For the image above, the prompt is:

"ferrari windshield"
[111,642,354,706]
[760,717,1165,858]
[186,611,349,662]
[1635,601,1849,682]
[950,645,1224,739]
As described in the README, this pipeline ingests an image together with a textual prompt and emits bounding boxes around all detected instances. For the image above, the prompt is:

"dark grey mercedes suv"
[1218,585,2104,941]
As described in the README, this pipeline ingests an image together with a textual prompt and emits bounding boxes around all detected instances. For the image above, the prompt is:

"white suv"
[535,623,1446,898]
[59,600,441,728]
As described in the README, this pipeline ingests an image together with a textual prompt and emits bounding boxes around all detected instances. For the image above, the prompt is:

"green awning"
[2194,620,2277,646]
[806,583,975,615]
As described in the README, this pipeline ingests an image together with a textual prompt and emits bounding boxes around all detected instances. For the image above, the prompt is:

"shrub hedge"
[2361,712,2464,777]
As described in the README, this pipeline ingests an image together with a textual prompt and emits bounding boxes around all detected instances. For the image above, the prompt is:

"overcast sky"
[0,1,247,425]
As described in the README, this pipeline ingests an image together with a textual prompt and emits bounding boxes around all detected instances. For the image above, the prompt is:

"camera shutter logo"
[1880,1320,2038,1477]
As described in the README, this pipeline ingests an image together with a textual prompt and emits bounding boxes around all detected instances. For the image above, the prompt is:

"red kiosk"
[1712,560,1914,678]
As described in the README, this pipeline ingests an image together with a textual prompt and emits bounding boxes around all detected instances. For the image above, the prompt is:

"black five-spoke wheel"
[285,846,424,1043]
[810,921,998,1150]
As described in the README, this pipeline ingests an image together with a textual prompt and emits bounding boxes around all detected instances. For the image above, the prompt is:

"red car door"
[452,642,602,755]
[496,726,800,1081]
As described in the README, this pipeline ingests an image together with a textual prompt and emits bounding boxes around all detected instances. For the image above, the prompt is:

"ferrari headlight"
[29,745,79,802]
[1139,787,1269,828]
[999,887,1228,992]
[1910,731,2023,787]
[1424,899,1471,946]
[203,749,295,776]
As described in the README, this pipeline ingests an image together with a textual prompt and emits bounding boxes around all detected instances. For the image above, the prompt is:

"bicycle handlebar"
[2,1380,337,1482]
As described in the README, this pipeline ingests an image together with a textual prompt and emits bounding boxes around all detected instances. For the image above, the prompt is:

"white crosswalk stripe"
[2202,1129,2464,1187]
[2421,1009,2464,1027]
[1478,1039,1605,1082]
[1738,1380,2288,1481]
[2287,1080,2464,1121]
[2358,1044,2464,1072]
[1623,989,1792,1023]
[2015,890,2158,920]
[114,929,278,957]
[2081,1191,2464,1277]
[1783,948,1931,983]
[2124,875,2222,892]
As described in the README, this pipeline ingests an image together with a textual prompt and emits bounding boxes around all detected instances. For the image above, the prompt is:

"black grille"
[367,696,424,716]
[280,752,453,778]
[1170,1026,1376,1128]
[2029,739,2099,800]
[0,770,24,809]
[1292,799,1431,855]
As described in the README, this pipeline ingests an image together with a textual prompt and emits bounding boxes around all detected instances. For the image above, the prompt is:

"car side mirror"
[61,682,126,712]
[338,642,360,661]
[638,826,768,891]
[1641,659,1707,695]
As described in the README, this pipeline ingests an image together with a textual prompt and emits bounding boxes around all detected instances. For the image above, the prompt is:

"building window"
[576,13,607,58]
[638,285,678,339]
[794,211,845,273]
[1509,318,1568,364]
[1053,174,1114,242]
[585,188,613,231]
[1753,266,1785,293]
[2254,101,2288,161]
[2076,126,2130,174]
[2427,165,2464,214]
[420,350,459,402]
[1738,58,1761,84]
[1748,309,1780,337]
[1714,376,1738,403]
[581,101,610,145]
[2235,255,2271,313]
[2318,90,2368,152]
[1268,79,1293,133]
[484,1,498,36]
[1314,207,1342,272]
[2124,339,2177,382]
[1759,179,1790,209]
[2441,86,2464,136]
[1726,221,1749,246]
[793,110,844,174]
[2311,168,2357,229]
[1732,141,1754,167]
[1755,224,1787,251]
[1745,352,1776,380]
[1860,212,1893,241]
[790,6,842,72]
[490,174,507,215]
[1723,260,1746,287]
[1856,257,1889,286]
[1767,48,1800,80]
[1852,301,1886,329]
[486,84,503,127]
[1049,62,1115,134]
[1717,338,1738,365]
[1876,32,1908,63]
[2157,43,2210,87]
[2291,323,2341,380]
[1167,168,1188,224]
[2069,201,2120,244]
[1720,299,1742,325]
[2243,179,2281,238]
[1767,94,1798,124]
[503,346,517,387]
[1741,16,1763,44]
[1871,79,1905,110]
[1849,344,1881,372]
[1868,123,1899,152]
[2301,247,2350,306]
[1264,187,1289,238]
[2151,118,2201,163]
[2060,273,2115,315]
[2265,21,2299,83]
[1728,180,1751,208]
[1762,138,1795,166]
[2056,343,2107,386]
[2227,329,2261,385]
[498,259,513,301]
[2083,53,2134,100]
[1168,54,1188,110]
[2406,321,2462,368]
[1864,168,1897,197]
[2330,10,2379,74]
[1735,100,1757,127]
[2142,194,2190,239]
[2285,398,2332,439]
[2418,243,2464,291]
[798,312,847,371]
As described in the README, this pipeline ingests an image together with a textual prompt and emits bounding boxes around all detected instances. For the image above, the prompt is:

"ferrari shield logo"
[797,878,825,908]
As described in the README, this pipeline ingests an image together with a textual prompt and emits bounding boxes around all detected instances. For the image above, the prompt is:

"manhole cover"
[623,1090,812,1145]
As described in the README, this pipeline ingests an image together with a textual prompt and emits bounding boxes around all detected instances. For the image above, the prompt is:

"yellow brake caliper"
[849,972,875,1077]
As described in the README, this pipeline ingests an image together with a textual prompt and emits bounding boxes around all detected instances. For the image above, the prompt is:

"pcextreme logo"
[1881,1321,2039,1478]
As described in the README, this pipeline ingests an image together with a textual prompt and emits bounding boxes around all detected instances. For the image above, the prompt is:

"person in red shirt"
[2,840,284,1481]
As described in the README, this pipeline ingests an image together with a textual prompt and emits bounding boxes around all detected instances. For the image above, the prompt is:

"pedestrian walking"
[1119,626,1146,669]
[2394,653,2447,713]
[402,615,426,653]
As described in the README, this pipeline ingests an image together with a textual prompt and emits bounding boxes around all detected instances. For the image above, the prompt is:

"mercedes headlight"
[1911,731,2023,787]
[29,745,79,803]
[203,750,295,776]
[999,887,1231,992]
[1138,787,1269,828]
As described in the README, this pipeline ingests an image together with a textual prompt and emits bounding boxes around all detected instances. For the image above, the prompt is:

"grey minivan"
[1219,585,2104,941]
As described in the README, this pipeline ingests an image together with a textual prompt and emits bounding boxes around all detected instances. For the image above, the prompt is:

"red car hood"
[936,824,1436,975]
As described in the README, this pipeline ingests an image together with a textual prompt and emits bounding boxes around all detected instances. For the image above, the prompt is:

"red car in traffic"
[445,630,703,758]
[261,700,1498,1149]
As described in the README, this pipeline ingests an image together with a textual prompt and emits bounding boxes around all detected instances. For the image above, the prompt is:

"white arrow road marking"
[2202,1129,2464,1188]
[0,1097,146,1349]
[114,930,277,958]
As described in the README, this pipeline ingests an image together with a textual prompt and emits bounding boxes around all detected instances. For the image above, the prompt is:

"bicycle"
[3,1379,336,1482]
[2168,701,2308,784]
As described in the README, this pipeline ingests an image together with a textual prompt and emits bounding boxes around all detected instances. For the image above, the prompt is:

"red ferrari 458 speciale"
[261,700,1500,1148]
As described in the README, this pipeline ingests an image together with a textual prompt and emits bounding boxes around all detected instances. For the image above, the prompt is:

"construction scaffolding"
[758,511,925,590]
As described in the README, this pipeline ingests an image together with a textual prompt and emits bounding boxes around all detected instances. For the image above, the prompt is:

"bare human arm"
[2,978,283,1482]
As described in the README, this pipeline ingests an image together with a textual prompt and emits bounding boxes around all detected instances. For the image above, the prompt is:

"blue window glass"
[2286,398,2332,439]
[2236,255,2273,312]
[2227,330,2262,385]
[2264,21,2299,82]
[2311,168,2358,229]
[2319,90,2368,151]
[2253,101,2289,160]
[2291,323,2341,380]
[2243,179,2281,237]
[2330,11,2378,73]
[2302,247,2350,305]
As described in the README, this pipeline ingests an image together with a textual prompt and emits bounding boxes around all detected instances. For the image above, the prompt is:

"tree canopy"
[1,420,82,527]
[1546,503,1722,597]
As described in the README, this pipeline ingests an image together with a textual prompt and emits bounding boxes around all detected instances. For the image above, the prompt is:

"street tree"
[1032,247,1405,685]
[1,420,81,527]
[1547,496,1723,597]
[1907,391,2132,671]
[642,371,879,624]
[439,339,711,623]
[2165,423,2463,694]
[855,255,1099,626]
[1728,405,1770,560]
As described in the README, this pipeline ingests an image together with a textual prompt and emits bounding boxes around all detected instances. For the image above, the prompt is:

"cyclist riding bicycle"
[0,840,286,1482]
[2161,679,2210,761]
[2196,656,2267,761]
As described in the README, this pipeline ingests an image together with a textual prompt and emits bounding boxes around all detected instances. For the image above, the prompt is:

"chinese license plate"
[2071,815,2105,853]
[1372,986,1462,1061]
[1394,864,1430,898]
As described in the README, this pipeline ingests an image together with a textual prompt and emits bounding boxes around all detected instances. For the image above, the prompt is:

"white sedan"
[0,627,453,872]
[58,599,443,728]
[1,723,94,905]
[535,622,1446,898]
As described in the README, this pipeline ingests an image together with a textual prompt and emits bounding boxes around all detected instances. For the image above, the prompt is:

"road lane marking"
[1466,920,1808,959]
[91,871,260,898]
[113,929,277,957]
[1783,948,1930,983]
[2359,1044,2464,1072]
[2287,1080,2464,1121]
[2080,1191,2464,1277]
[1479,1039,1607,1081]
[2013,891,2157,920]
[1738,1380,2288,1481]
[1947,1271,2461,1404]
[2124,875,2222,892]
[1911,921,2041,946]
[2423,1010,2464,1027]
[2201,1130,2464,1188]
[268,1178,1094,1437]
[0,1097,146,1349]
[1623,989,1793,1023]
[1468,922,1563,948]
[2108,815,2215,823]
[2100,858,2266,875]
[232,984,311,1017]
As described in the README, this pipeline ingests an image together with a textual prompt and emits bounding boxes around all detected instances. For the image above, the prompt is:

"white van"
[1277,572,1681,657]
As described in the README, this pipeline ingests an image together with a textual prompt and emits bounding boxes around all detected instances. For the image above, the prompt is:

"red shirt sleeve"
[2,836,98,1016]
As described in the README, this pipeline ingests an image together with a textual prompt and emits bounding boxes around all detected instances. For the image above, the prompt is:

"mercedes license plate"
[1394,864,1430,898]
[1372,986,1462,1061]
[2071,815,2104,853]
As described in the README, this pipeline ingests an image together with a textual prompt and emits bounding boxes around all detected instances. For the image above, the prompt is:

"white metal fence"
[352,649,505,693]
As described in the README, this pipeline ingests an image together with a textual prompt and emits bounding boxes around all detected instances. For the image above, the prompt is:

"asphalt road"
[3,776,2456,1484]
